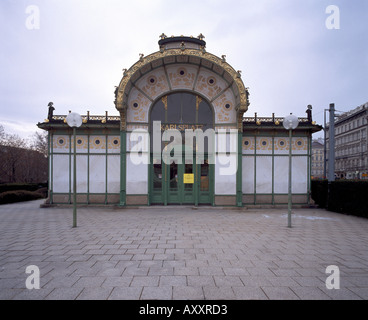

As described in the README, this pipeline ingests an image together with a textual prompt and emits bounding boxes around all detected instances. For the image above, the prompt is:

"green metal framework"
[48,129,121,205]
[241,124,316,206]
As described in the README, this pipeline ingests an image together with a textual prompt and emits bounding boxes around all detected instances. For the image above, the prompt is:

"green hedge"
[311,180,328,209]
[311,180,368,218]
[0,183,47,194]
[0,190,45,205]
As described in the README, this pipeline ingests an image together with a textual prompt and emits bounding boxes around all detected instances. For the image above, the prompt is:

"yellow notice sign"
[183,173,194,184]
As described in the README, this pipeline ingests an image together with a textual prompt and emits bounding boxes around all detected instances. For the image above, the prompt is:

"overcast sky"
[1,0,367,139]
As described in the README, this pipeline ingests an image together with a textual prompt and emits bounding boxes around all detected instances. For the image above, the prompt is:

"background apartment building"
[326,102,368,179]
[311,138,325,179]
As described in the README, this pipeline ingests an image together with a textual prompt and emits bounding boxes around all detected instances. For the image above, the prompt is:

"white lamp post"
[283,113,299,228]
[66,112,82,228]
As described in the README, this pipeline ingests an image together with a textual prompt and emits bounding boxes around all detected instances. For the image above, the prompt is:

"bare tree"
[30,131,48,156]
[0,125,47,183]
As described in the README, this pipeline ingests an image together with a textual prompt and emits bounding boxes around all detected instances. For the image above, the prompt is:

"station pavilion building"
[38,35,322,207]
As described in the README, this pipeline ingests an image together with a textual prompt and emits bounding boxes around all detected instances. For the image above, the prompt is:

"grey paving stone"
[80,287,114,300]
[45,287,83,300]
[131,276,160,287]
[198,266,225,276]
[266,276,301,287]
[292,276,325,287]
[203,287,236,300]
[347,287,368,299]
[0,289,23,300]
[72,276,106,288]
[123,267,149,276]
[187,275,215,287]
[101,276,132,287]
[292,287,332,300]
[240,275,273,287]
[174,267,199,276]
[261,287,300,300]
[159,275,187,286]
[222,267,250,276]
[141,286,172,300]
[43,276,80,288]
[173,286,204,300]
[108,287,143,300]
[213,276,244,287]
[97,268,123,277]
[148,267,174,276]
[233,286,269,300]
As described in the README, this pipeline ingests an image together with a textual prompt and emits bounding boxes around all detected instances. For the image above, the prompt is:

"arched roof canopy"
[115,39,250,130]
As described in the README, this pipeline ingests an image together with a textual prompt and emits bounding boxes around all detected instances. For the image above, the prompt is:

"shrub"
[327,180,368,218]
[311,180,368,218]
[311,180,328,208]
[0,183,47,194]
[0,190,45,205]
[35,187,48,198]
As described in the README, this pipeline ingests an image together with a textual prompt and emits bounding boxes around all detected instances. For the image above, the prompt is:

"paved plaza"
[0,199,368,300]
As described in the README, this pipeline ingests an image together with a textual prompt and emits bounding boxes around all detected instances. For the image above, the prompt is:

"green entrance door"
[149,92,214,205]
[150,153,213,205]
[168,158,194,204]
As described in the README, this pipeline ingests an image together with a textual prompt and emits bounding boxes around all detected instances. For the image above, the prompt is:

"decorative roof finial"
[47,102,55,121]
[198,33,205,41]
[159,33,167,40]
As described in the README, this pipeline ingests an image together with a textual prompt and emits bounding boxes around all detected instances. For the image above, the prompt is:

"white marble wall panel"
[126,157,148,194]
[273,156,289,193]
[53,135,69,153]
[215,154,236,195]
[256,156,272,193]
[107,136,121,154]
[75,136,89,153]
[73,155,88,193]
[52,154,69,192]
[242,137,255,155]
[89,155,106,193]
[292,156,308,193]
[292,137,308,155]
[107,155,120,193]
[255,137,273,155]
[89,136,106,154]
[274,137,290,155]
[242,157,254,193]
